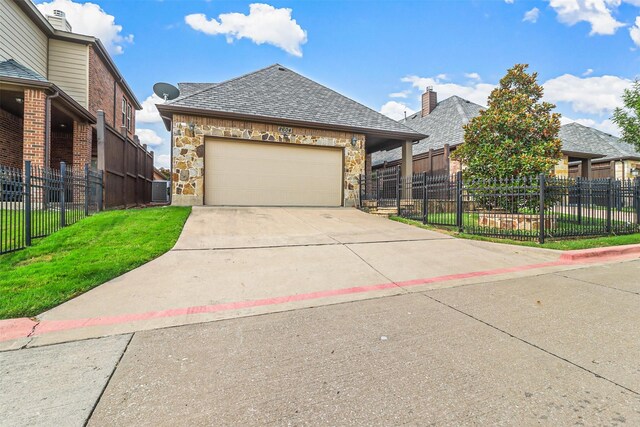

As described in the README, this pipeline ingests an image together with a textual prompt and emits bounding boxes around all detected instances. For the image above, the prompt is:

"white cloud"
[155,154,171,169]
[543,74,632,115]
[135,129,164,147]
[548,0,625,36]
[380,101,416,121]
[465,72,481,81]
[401,75,495,107]
[505,0,515,4]
[630,16,640,47]
[582,68,594,76]
[136,94,164,124]
[389,90,411,98]
[523,7,540,23]
[185,3,307,57]
[36,0,133,55]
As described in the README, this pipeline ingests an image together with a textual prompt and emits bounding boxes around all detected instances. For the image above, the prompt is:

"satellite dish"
[153,82,180,102]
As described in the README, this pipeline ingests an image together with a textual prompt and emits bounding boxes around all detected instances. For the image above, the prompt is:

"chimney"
[47,10,72,32]
[421,86,437,117]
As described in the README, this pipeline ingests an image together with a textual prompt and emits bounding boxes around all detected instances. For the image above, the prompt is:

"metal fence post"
[576,179,582,225]
[422,173,428,224]
[539,173,545,244]
[24,161,32,247]
[636,179,640,227]
[456,171,463,232]
[606,177,612,235]
[396,173,401,215]
[60,161,66,228]
[84,163,90,216]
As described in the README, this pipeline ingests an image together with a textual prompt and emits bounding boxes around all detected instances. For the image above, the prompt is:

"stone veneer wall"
[553,155,569,178]
[171,114,365,206]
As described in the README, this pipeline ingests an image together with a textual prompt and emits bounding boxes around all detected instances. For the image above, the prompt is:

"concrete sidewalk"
[8,207,570,348]
[3,257,639,426]
[88,259,640,426]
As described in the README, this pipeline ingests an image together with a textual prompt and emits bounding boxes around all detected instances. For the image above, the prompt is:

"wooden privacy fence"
[96,111,153,209]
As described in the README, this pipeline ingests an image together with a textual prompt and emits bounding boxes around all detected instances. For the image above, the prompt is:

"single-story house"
[560,122,640,180]
[371,88,617,179]
[157,64,425,207]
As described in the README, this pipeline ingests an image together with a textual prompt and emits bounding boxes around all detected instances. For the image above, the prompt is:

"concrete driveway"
[16,207,568,348]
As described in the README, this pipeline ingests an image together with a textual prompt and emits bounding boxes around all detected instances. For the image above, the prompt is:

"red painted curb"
[559,244,640,261]
[0,318,37,341]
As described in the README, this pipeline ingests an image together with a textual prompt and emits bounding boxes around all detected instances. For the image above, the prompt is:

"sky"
[34,0,640,168]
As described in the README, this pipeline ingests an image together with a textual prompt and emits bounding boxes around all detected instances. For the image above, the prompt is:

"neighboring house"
[560,122,640,180]
[0,0,153,208]
[372,88,606,178]
[157,64,425,207]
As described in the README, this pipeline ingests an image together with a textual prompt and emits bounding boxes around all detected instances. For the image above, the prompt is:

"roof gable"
[559,122,640,161]
[163,64,423,138]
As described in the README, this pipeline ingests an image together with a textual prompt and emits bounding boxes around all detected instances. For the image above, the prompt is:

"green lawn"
[390,216,640,251]
[0,206,191,319]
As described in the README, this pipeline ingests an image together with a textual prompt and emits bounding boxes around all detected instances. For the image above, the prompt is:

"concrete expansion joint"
[84,333,134,427]
[552,272,640,296]
[419,291,640,397]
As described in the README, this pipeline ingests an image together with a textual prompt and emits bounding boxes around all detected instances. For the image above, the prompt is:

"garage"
[204,138,343,207]
[157,64,425,207]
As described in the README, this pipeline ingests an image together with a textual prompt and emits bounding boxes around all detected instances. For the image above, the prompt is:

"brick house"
[372,88,613,179]
[0,0,144,185]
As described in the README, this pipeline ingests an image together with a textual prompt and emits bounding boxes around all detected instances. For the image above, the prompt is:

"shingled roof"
[560,122,640,162]
[0,59,48,83]
[159,64,424,139]
[372,96,484,166]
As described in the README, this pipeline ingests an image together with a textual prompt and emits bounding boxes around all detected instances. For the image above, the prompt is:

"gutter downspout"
[45,90,60,169]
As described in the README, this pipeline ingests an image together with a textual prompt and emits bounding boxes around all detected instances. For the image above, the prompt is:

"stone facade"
[171,115,365,206]
[553,155,569,178]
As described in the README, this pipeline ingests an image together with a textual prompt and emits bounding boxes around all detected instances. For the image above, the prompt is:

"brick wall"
[72,120,92,170]
[23,88,47,168]
[0,108,24,169]
[88,45,136,137]
[50,131,73,167]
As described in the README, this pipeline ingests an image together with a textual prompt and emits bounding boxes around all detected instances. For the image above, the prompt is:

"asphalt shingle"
[372,96,484,166]
[0,59,48,82]
[167,64,422,137]
[559,122,640,162]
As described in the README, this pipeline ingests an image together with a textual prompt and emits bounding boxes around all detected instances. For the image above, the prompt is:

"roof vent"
[278,66,286,71]
[47,10,72,32]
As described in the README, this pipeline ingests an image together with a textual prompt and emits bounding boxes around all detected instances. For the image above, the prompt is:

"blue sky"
[35,0,640,167]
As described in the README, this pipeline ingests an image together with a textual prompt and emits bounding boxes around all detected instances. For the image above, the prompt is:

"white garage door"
[204,139,343,206]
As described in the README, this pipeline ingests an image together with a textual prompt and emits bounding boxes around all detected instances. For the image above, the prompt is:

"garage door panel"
[205,139,343,206]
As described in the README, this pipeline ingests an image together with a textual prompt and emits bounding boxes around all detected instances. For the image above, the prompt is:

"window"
[121,97,126,128]
[126,102,132,132]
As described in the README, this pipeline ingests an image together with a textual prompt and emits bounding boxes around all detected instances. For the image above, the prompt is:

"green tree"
[452,64,562,181]
[612,80,640,150]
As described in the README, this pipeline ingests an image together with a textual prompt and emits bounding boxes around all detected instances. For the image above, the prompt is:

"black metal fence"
[360,171,640,243]
[0,161,103,255]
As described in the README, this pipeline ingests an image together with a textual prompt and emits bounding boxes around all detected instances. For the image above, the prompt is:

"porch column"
[581,158,592,179]
[401,140,413,199]
[72,120,92,170]
[363,153,372,197]
[22,88,47,169]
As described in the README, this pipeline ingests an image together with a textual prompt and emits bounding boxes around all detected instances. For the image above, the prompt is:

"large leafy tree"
[612,80,640,151]
[452,64,562,180]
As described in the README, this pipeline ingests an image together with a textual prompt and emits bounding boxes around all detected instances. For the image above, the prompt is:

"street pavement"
[2,257,639,426]
[1,208,639,425]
